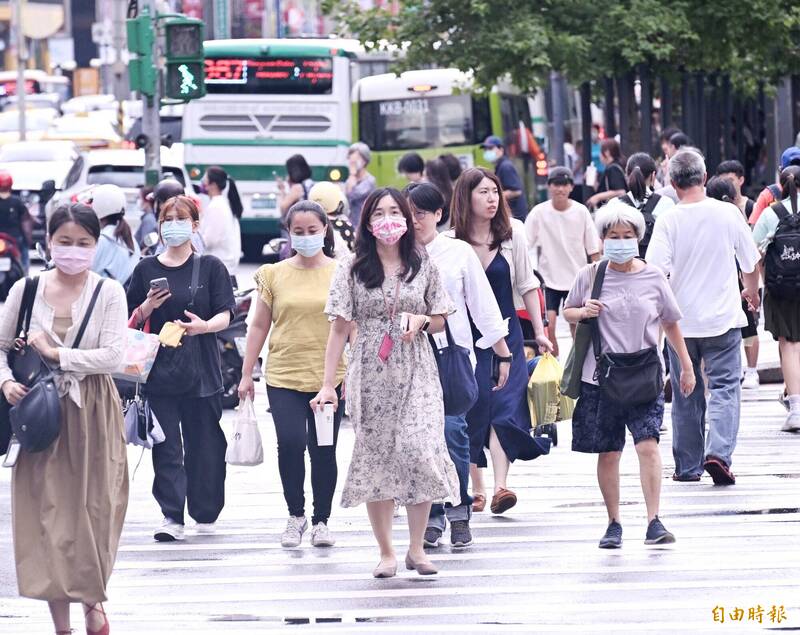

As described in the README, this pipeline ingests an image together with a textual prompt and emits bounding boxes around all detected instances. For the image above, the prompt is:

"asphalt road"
[0,262,798,633]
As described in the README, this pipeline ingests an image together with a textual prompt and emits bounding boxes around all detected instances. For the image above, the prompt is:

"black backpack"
[618,193,661,255]
[764,201,800,300]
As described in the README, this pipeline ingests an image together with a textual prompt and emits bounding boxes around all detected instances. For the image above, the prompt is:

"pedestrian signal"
[164,18,205,101]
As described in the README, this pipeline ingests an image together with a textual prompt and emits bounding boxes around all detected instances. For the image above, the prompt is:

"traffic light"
[126,11,157,97]
[164,18,205,101]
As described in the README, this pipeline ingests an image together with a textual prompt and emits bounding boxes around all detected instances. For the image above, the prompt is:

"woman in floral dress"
[311,188,460,579]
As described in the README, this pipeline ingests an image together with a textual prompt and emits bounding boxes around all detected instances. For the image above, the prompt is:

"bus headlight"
[329,168,342,181]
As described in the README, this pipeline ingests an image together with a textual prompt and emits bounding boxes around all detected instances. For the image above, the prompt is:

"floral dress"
[326,254,461,507]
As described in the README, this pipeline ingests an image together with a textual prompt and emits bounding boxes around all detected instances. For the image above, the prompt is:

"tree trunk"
[604,77,617,138]
[639,64,653,155]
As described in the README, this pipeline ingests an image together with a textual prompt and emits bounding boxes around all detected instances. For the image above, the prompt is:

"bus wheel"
[242,236,265,262]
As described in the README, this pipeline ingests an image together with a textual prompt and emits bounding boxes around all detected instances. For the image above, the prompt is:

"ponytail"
[227,176,243,219]
[105,212,135,251]
[779,166,800,216]
[625,152,657,203]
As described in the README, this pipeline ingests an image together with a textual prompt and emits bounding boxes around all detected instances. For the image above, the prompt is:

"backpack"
[764,201,800,300]
[618,193,661,254]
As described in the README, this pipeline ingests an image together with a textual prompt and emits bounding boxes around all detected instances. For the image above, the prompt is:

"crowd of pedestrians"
[1,117,800,632]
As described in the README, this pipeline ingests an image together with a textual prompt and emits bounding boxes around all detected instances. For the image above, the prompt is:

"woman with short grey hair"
[346,142,377,225]
[563,200,696,549]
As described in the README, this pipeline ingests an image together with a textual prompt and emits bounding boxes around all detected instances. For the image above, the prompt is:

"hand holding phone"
[399,313,409,333]
[150,277,170,293]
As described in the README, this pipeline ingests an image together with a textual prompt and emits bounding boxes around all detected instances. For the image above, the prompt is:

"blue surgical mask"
[603,238,639,264]
[161,219,194,247]
[292,233,325,258]
[483,149,498,163]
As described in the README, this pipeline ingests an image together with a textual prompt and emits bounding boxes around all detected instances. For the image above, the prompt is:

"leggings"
[266,384,342,525]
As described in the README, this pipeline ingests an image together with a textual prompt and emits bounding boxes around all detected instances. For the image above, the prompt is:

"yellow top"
[255,260,346,392]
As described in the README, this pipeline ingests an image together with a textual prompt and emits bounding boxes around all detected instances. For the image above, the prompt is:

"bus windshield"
[204,57,334,95]
[359,94,490,152]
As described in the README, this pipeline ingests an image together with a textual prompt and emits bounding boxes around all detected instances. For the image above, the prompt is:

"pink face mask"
[371,215,407,245]
[50,245,96,275]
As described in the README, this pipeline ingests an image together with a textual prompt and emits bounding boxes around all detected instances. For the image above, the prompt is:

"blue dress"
[466,251,551,467]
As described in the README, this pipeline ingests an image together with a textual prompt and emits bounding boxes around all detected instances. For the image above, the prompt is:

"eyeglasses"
[413,210,434,220]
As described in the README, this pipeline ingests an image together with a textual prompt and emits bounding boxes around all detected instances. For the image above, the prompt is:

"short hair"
[716,160,745,178]
[659,126,682,143]
[348,142,371,165]
[398,152,424,175]
[594,199,646,242]
[669,132,692,149]
[669,148,706,190]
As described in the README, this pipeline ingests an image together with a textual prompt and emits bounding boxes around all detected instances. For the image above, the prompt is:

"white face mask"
[291,233,325,257]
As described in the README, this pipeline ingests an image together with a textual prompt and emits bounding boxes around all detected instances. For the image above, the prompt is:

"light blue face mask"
[161,219,194,247]
[483,149,498,163]
[291,232,325,258]
[603,237,639,264]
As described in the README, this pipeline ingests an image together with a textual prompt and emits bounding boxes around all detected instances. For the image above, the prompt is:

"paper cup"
[314,403,335,446]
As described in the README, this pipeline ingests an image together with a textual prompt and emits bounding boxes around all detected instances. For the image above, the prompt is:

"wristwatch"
[421,316,432,332]
[495,354,513,364]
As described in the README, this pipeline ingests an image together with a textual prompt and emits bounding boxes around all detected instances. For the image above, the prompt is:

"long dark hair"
[206,166,243,219]
[49,203,101,241]
[104,212,135,251]
[285,200,335,258]
[351,188,421,288]
[286,154,312,185]
[439,153,463,182]
[451,167,512,250]
[625,152,657,202]
[780,166,800,215]
[706,176,737,204]
[424,158,453,226]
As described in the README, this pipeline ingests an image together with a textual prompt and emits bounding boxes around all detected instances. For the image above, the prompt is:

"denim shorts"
[571,382,663,453]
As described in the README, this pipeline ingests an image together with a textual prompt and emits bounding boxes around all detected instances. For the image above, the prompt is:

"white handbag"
[225,396,264,466]
[113,328,161,383]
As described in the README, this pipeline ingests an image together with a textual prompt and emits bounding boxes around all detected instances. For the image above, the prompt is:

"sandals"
[471,493,486,512]
[84,604,110,635]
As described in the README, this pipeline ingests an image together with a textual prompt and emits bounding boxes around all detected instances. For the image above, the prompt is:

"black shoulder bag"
[9,279,106,453]
[589,260,664,406]
[146,255,202,393]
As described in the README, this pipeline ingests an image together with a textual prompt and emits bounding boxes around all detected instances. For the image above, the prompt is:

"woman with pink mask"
[311,188,459,579]
[0,204,129,635]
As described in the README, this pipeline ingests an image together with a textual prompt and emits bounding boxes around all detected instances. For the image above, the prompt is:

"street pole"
[112,0,127,132]
[143,0,161,185]
[13,0,26,141]
[549,71,565,167]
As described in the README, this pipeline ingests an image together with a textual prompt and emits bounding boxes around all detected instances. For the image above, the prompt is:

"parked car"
[43,113,123,150]
[0,108,58,144]
[0,140,83,246]
[48,144,193,234]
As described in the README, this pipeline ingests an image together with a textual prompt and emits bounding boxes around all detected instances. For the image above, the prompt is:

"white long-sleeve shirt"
[200,195,241,275]
[426,233,508,367]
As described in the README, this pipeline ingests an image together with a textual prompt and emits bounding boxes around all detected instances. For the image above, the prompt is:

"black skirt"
[764,291,800,342]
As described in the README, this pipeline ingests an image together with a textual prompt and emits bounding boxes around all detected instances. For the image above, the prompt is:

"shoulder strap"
[617,194,636,208]
[15,277,39,338]
[72,279,105,349]
[589,261,608,361]
[769,184,782,200]
[188,254,201,308]
[772,201,790,221]
[642,193,661,216]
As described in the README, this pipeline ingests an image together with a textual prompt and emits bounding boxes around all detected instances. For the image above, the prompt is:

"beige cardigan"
[0,271,128,407]
[445,218,540,310]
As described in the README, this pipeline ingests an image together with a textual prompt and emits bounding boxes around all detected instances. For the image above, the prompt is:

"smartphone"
[399,313,409,333]
[491,355,501,385]
[149,277,170,293]
[2,436,20,468]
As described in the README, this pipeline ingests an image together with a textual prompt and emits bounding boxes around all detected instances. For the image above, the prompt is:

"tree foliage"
[323,0,800,94]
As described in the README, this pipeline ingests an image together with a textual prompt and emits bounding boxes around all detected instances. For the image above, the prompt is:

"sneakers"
[779,389,790,412]
[450,520,473,548]
[310,522,335,547]
[598,520,622,549]
[280,516,308,547]
[741,368,760,390]
[423,526,442,548]
[644,516,676,545]
[782,412,800,433]
[154,517,184,542]
[194,522,216,534]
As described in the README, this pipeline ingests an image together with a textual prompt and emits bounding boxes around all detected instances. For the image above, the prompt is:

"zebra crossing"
[1,379,799,634]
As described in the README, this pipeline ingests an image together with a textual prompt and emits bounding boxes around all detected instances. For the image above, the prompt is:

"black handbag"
[9,279,105,453]
[428,321,479,416]
[146,255,201,393]
[590,261,664,406]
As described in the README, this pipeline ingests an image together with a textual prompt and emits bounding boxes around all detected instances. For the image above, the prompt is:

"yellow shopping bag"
[528,353,576,428]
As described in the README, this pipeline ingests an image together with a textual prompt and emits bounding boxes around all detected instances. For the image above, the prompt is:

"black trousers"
[149,393,227,525]
[266,385,342,525]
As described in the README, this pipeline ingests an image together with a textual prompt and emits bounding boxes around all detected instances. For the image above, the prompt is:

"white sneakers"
[310,522,336,547]
[195,522,216,534]
[281,516,308,547]
[154,517,184,542]
[782,412,800,433]
[741,368,760,390]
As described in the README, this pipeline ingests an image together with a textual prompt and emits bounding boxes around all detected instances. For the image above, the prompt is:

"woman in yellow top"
[238,200,346,549]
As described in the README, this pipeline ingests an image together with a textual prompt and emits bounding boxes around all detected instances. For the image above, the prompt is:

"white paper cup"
[314,403,335,446]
